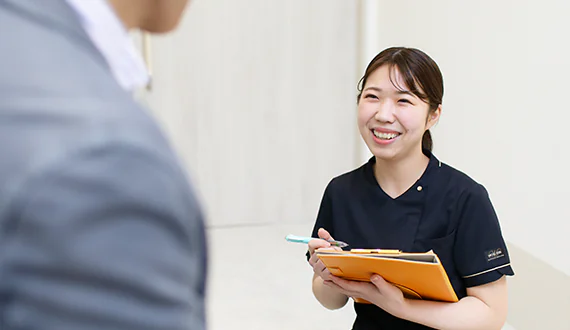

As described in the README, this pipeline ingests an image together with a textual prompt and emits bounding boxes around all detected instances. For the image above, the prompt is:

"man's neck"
[106,0,145,30]
[373,148,429,199]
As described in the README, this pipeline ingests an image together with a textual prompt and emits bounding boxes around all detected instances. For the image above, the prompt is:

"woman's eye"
[365,94,378,99]
[398,99,412,104]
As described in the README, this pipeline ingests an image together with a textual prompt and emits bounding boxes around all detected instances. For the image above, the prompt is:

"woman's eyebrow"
[363,86,382,92]
[395,90,414,97]
[364,86,415,97]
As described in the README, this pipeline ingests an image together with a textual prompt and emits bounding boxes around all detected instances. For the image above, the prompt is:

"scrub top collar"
[363,149,442,201]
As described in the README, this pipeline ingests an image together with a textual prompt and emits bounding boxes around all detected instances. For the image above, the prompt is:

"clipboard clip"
[350,249,401,254]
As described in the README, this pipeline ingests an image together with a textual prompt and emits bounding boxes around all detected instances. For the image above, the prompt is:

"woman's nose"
[374,101,396,123]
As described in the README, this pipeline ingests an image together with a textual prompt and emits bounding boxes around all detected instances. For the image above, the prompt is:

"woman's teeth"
[373,130,399,140]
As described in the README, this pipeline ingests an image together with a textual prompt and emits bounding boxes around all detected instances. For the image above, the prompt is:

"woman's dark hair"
[357,47,444,152]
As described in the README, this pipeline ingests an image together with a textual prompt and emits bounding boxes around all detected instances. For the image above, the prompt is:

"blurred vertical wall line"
[356,0,380,165]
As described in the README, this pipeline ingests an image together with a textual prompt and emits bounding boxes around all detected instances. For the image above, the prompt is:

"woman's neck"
[373,149,430,199]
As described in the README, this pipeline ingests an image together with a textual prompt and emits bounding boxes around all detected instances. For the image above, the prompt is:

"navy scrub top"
[308,150,514,330]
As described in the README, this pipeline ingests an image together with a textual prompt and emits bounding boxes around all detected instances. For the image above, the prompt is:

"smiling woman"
[305,47,515,330]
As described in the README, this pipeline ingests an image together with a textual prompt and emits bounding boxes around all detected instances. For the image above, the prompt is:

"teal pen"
[285,234,349,248]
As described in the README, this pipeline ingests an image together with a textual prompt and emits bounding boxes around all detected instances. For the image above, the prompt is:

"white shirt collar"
[65,0,149,91]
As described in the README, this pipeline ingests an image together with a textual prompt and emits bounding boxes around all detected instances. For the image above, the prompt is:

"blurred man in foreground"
[0,0,207,329]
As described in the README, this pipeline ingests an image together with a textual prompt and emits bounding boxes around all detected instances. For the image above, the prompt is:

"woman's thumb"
[318,228,333,240]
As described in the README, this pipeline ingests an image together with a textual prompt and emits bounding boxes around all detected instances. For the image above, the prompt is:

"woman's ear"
[426,104,442,130]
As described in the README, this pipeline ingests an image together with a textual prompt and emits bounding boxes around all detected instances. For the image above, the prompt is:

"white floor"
[205,224,515,330]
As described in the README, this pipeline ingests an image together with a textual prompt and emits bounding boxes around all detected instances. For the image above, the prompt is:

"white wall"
[372,0,570,276]
[371,2,570,327]
[135,0,360,228]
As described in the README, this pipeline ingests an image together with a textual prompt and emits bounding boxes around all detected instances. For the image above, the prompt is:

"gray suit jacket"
[0,1,207,329]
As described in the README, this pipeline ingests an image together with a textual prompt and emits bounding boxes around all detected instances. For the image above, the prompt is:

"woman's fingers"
[318,228,333,240]
[308,237,330,255]
[320,268,332,280]
[310,258,328,277]
[309,252,320,266]
[308,228,341,279]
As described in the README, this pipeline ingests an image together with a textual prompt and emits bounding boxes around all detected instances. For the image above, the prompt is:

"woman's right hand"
[308,228,350,309]
[308,228,342,281]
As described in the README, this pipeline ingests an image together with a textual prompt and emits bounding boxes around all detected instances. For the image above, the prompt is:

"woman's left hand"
[324,274,408,318]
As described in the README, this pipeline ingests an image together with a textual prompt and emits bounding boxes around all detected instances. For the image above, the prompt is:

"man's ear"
[426,104,442,130]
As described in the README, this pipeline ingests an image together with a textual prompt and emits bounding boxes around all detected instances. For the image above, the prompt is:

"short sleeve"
[453,184,515,287]
[305,181,335,261]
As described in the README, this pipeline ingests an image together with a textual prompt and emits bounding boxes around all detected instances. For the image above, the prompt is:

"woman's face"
[357,65,440,161]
